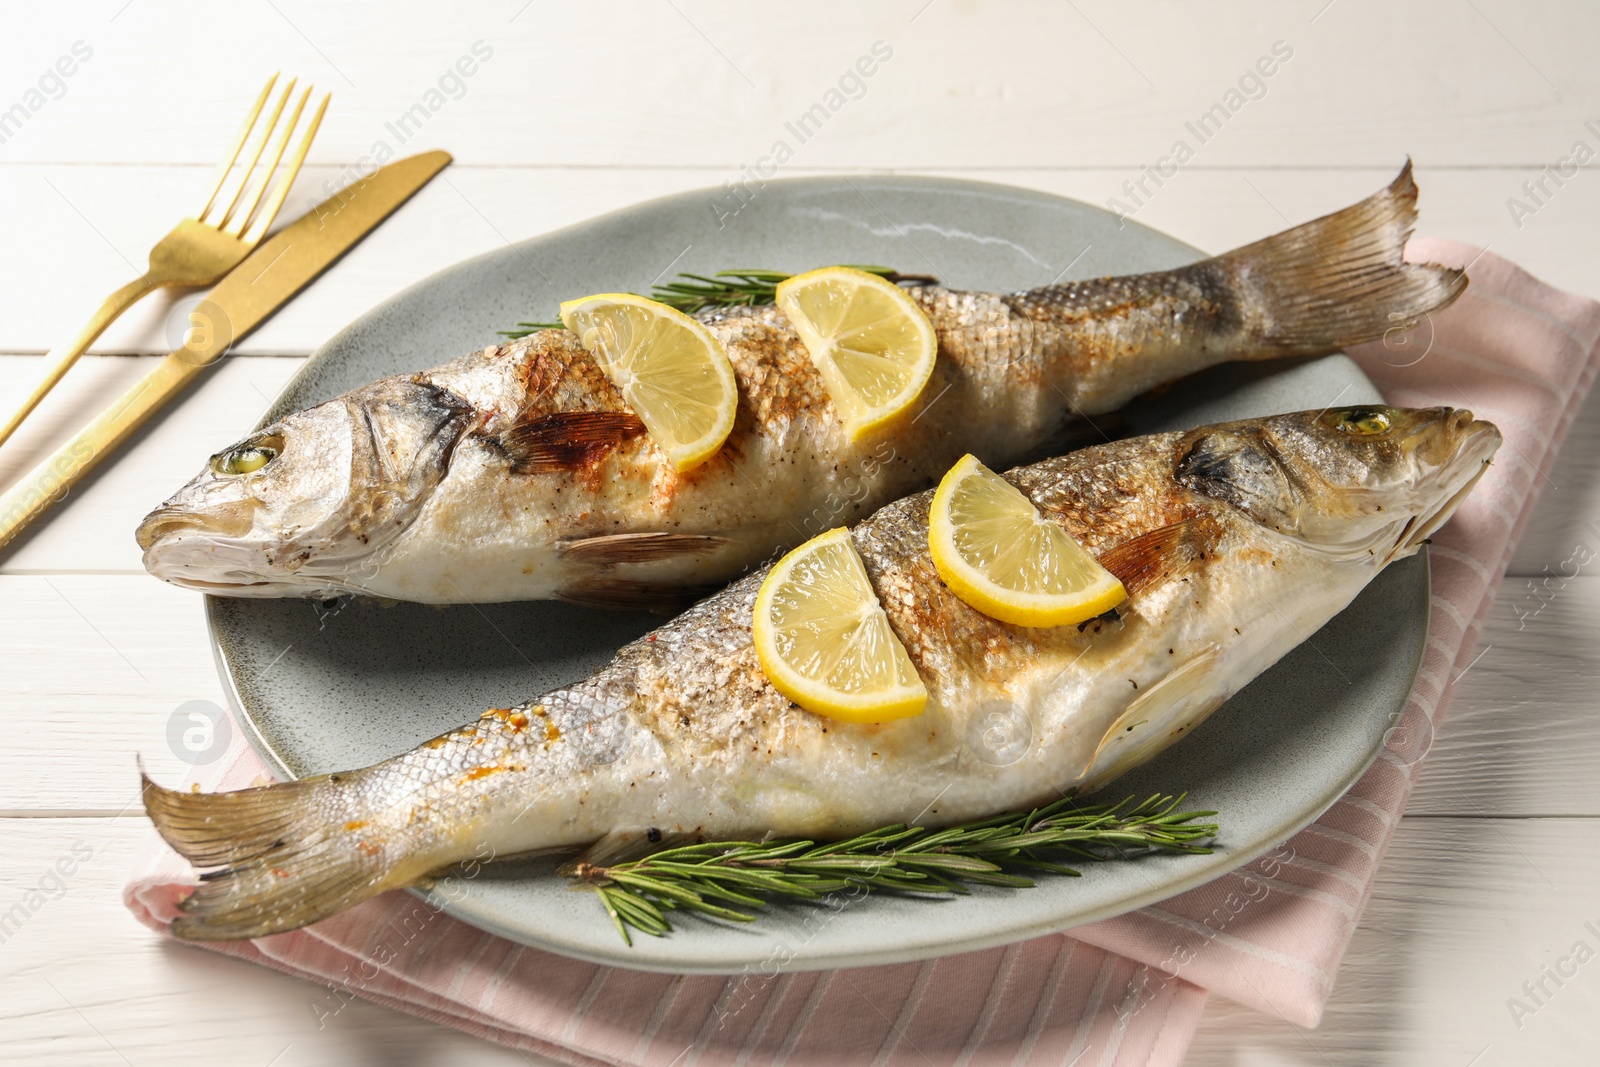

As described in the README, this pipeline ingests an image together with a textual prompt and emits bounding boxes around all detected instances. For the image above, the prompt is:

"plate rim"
[205,173,1430,973]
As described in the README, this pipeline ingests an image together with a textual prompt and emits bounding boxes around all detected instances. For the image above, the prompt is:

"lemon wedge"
[559,293,738,472]
[775,266,937,440]
[753,527,927,722]
[929,454,1126,627]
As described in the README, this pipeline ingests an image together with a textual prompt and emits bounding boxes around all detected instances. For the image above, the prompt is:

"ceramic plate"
[210,176,1426,973]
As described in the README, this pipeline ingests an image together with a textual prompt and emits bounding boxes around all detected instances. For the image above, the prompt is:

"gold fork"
[0,73,329,450]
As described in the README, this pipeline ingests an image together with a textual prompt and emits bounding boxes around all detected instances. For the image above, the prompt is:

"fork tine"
[203,77,295,230]
[242,90,329,246]
[198,73,277,222]
[223,83,309,238]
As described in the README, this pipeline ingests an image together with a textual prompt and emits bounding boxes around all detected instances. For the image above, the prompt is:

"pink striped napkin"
[125,240,1600,1065]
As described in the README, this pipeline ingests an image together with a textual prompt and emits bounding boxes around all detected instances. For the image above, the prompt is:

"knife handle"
[0,353,208,552]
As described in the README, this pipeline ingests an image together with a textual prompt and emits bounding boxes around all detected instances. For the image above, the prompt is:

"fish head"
[1176,405,1501,561]
[136,378,476,597]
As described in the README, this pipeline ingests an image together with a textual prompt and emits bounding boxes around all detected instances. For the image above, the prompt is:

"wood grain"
[1187,817,1600,1066]
[4,1,1597,169]
[0,817,537,1065]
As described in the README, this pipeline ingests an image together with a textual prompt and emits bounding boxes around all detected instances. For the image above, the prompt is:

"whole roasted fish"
[144,404,1499,939]
[137,167,1465,605]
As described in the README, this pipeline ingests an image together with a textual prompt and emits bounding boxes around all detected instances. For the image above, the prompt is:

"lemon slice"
[929,454,1126,627]
[559,293,738,472]
[753,527,927,722]
[775,267,938,440]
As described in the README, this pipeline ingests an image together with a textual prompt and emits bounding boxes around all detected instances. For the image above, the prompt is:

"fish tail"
[1221,159,1466,355]
[142,770,415,940]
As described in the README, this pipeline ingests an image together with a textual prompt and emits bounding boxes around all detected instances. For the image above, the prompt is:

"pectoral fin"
[561,532,729,567]
[557,827,702,876]
[498,410,646,474]
[1095,516,1217,597]
[1079,646,1227,794]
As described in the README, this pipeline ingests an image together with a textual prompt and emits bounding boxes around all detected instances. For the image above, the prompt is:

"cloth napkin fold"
[125,239,1600,1066]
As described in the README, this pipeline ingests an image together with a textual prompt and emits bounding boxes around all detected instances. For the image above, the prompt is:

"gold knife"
[0,149,452,553]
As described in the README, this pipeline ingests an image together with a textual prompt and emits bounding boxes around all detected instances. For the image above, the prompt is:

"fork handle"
[0,275,158,451]
[0,351,207,553]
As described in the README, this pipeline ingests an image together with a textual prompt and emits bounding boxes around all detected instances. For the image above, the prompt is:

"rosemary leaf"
[607,890,671,937]
[891,853,1006,875]
[606,871,709,908]
[499,265,936,339]
[570,792,1219,941]
[595,887,632,946]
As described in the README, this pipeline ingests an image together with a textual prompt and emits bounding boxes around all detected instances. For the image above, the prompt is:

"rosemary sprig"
[499,265,937,338]
[568,793,1218,944]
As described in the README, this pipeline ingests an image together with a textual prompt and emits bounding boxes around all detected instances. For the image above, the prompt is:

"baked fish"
[144,405,1499,939]
[136,166,1465,605]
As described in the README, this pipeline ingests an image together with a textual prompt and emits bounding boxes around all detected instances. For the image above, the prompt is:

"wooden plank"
[1410,569,1600,816]
[0,354,303,575]
[1506,384,1600,576]
[4,571,1598,816]
[4,1,1598,170]
[2,162,1597,358]
[0,816,538,1065]
[0,574,232,812]
[1188,815,1600,1066]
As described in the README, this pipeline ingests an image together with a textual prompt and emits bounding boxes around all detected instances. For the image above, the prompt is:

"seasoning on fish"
[136,164,1467,605]
[143,405,1500,940]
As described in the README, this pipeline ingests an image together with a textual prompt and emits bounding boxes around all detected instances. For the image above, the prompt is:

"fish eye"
[1325,408,1392,437]
[210,434,282,476]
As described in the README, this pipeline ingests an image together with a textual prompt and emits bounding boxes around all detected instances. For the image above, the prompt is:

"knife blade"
[0,149,452,552]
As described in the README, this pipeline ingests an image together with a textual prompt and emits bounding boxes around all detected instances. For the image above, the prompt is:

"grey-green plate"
[209,176,1426,974]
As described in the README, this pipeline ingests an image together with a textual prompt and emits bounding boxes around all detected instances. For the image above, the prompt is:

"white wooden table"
[4,2,1598,1063]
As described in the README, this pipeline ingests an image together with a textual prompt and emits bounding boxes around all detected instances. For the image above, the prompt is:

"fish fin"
[556,828,703,876]
[1079,646,1228,793]
[142,771,403,941]
[558,579,713,613]
[561,532,730,567]
[498,410,646,474]
[1219,160,1466,354]
[1096,517,1217,597]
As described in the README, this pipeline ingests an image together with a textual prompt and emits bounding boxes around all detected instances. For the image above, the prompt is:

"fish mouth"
[142,548,332,598]
[159,575,303,594]
[136,500,322,596]
[135,501,258,551]
[1388,415,1501,560]
[1398,408,1494,465]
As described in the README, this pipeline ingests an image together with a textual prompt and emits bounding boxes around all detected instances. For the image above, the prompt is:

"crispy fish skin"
[143,405,1500,940]
[137,165,1467,604]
